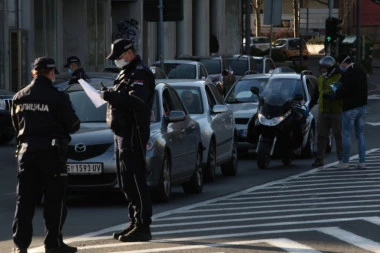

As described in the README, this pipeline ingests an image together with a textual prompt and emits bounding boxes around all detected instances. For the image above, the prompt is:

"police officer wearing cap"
[100,39,155,242]
[11,57,80,253]
[64,56,89,85]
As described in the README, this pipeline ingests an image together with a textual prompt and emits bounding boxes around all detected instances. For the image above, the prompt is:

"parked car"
[65,81,203,203]
[176,56,231,94]
[152,59,209,80]
[253,56,276,73]
[224,73,272,153]
[102,66,168,79]
[167,79,238,182]
[273,38,309,60]
[0,89,15,144]
[243,36,271,51]
[55,72,117,91]
[223,55,258,79]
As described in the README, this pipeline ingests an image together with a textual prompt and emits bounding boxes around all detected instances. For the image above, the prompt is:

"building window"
[87,0,107,71]
[34,0,57,58]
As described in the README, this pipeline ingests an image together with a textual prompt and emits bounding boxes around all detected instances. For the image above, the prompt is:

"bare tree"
[252,0,264,36]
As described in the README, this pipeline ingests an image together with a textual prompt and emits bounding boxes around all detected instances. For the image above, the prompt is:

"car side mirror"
[250,86,260,95]
[167,110,186,122]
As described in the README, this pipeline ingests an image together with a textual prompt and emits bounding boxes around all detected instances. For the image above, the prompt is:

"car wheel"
[204,140,216,182]
[152,151,171,202]
[0,133,14,144]
[221,135,238,176]
[182,147,203,194]
[301,126,315,158]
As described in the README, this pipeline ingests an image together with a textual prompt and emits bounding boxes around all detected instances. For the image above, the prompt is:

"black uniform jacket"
[335,64,368,111]
[102,56,155,150]
[11,75,80,144]
[69,68,90,85]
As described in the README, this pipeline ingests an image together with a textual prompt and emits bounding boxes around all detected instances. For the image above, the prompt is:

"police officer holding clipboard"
[100,39,155,242]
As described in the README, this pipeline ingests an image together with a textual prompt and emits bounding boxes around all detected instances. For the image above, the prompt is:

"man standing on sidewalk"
[335,54,368,169]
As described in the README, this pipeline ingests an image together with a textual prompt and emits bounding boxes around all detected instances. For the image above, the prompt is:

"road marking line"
[28,148,380,252]
[316,227,380,252]
[106,238,322,253]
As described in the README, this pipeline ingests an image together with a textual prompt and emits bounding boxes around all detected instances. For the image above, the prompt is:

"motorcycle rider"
[309,56,343,167]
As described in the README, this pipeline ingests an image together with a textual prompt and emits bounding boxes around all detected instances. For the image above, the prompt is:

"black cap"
[64,56,81,68]
[33,57,59,74]
[106,39,134,60]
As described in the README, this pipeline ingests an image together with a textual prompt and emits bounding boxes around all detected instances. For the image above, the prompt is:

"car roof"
[240,73,272,80]
[154,59,201,65]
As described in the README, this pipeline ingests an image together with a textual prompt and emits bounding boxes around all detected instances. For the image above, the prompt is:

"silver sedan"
[167,80,238,182]
[65,81,203,203]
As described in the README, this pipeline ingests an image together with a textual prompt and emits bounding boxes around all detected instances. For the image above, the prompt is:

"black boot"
[112,222,135,239]
[45,242,77,253]
[118,222,152,242]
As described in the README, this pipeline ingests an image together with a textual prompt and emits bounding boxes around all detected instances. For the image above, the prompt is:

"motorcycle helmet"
[319,56,336,78]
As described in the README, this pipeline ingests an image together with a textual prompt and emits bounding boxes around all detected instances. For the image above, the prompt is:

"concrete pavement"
[368,57,380,95]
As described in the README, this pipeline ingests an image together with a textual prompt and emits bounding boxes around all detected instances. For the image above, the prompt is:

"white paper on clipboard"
[78,79,107,108]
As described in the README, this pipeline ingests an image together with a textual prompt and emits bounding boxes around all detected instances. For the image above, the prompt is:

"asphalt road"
[1,57,380,252]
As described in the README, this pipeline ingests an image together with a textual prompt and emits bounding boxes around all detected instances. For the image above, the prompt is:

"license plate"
[240,129,247,138]
[67,163,103,175]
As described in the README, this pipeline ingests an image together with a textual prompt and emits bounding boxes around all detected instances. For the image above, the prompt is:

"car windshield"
[251,37,270,44]
[199,59,220,74]
[68,90,160,123]
[162,63,196,79]
[225,58,248,76]
[225,78,269,104]
[254,59,263,73]
[261,78,302,106]
[173,86,203,114]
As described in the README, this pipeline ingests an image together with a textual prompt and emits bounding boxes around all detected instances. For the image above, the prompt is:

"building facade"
[0,0,242,91]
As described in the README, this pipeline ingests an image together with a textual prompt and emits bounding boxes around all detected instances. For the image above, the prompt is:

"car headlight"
[0,99,6,110]
[258,109,291,126]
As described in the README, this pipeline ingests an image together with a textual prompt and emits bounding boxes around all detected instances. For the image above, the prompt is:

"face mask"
[322,72,329,78]
[339,64,346,72]
[68,68,73,75]
[114,58,129,69]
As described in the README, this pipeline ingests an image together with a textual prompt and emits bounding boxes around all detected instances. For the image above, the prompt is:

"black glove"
[324,93,336,101]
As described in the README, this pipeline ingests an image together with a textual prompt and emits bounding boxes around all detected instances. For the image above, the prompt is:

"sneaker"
[118,224,152,242]
[337,162,349,169]
[12,248,27,253]
[312,159,324,167]
[45,242,77,253]
[358,163,366,169]
[113,223,135,239]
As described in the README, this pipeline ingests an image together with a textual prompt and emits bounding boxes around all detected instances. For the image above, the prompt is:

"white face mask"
[114,58,129,69]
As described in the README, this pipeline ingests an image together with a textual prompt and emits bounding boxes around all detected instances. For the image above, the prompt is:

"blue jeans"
[342,106,366,163]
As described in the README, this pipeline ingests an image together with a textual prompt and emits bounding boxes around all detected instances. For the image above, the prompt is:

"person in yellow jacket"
[308,56,343,167]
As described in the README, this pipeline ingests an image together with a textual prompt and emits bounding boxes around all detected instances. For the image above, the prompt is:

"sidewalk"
[368,57,380,95]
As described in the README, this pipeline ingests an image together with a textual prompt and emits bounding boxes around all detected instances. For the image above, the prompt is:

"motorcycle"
[249,83,309,169]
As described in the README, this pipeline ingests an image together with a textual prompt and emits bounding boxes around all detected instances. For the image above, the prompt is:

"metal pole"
[159,0,164,71]
[326,0,333,56]
[245,0,251,55]
[356,0,361,62]
[269,0,273,58]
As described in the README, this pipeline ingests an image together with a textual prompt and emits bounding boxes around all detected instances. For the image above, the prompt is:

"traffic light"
[325,17,343,43]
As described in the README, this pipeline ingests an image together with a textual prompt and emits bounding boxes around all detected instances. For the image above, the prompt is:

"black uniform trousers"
[13,140,68,249]
[114,135,152,226]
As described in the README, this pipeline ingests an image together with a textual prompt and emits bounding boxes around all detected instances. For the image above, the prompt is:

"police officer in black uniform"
[64,56,90,85]
[100,39,155,242]
[11,57,80,253]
